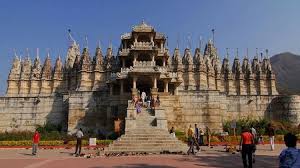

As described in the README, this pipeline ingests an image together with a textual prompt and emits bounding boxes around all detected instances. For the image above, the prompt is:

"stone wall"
[0,95,66,132]
[161,91,278,132]
[67,91,130,134]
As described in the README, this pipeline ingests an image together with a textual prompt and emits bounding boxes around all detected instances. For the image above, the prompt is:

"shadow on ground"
[89,164,176,168]
[176,154,278,168]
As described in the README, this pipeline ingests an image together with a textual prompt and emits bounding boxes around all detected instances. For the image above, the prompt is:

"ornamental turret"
[53,55,64,93]
[40,53,52,95]
[30,50,42,95]
[19,55,32,96]
[93,46,104,71]
[6,54,21,96]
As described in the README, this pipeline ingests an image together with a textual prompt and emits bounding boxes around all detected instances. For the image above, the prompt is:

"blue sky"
[0,0,300,94]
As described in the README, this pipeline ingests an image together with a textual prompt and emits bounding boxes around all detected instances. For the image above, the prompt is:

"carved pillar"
[122,58,125,68]
[270,74,278,95]
[153,76,157,88]
[248,74,257,95]
[110,84,113,96]
[120,80,124,95]
[163,57,166,67]
[164,81,169,93]
[133,76,137,89]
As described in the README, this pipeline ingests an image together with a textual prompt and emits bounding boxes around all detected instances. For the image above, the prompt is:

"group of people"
[132,91,161,114]
[240,123,300,168]
[186,124,210,155]
[31,128,84,157]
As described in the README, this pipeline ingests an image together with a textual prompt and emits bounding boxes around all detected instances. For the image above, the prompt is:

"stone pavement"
[0,144,292,168]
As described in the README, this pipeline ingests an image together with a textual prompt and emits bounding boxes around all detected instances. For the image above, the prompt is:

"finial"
[211,28,215,44]
[46,48,50,58]
[246,48,249,59]
[260,52,263,61]
[36,48,39,59]
[187,33,191,49]
[176,33,180,49]
[26,48,30,58]
[235,48,239,59]
[226,48,229,59]
[97,40,101,49]
[255,48,258,58]
[67,28,76,45]
[13,48,17,58]
[84,35,88,49]
[109,40,112,49]
[166,36,168,48]
[265,49,269,59]
[198,36,202,51]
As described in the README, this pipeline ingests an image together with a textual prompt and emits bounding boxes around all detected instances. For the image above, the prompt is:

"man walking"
[240,127,254,168]
[32,130,40,156]
[267,124,275,151]
[187,124,195,155]
[199,127,204,146]
[194,124,199,145]
[75,128,84,156]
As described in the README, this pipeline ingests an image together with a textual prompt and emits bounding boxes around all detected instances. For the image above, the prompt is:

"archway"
[136,76,152,96]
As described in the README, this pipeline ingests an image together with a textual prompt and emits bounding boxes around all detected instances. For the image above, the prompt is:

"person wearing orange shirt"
[239,127,254,168]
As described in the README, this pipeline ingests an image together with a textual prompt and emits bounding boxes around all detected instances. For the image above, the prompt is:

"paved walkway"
[0,144,290,168]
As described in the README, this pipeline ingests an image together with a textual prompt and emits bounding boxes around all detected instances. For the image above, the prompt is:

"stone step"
[112,140,183,144]
[106,147,187,152]
[111,143,186,147]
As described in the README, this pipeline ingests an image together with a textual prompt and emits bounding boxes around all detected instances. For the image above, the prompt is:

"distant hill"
[270,52,300,95]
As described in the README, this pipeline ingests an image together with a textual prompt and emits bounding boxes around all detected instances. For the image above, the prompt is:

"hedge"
[0,140,113,146]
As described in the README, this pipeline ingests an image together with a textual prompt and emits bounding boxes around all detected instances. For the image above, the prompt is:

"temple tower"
[6,55,21,96]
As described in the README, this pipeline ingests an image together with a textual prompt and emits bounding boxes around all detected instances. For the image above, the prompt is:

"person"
[136,101,142,114]
[155,95,161,107]
[199,127,204,146]
[250,125,257,163]
[257,126,264,145]
[32,130,40,155]
[114,118,121,137]
[141,91,146,106]
[239,127,254,168]
[75,128,84,156]
[267,123,275,150]
[206,126,211,147]
[194,124,199,145]
[279,133,300,168]
[187,125,195,155]
[169,126,175,138]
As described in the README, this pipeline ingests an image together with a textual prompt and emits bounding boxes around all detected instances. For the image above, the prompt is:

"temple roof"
[132,21,154,32]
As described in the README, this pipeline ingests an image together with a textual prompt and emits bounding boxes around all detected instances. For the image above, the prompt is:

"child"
[279,133,300,168]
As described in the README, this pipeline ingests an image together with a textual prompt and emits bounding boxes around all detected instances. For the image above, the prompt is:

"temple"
[2,22,300,135]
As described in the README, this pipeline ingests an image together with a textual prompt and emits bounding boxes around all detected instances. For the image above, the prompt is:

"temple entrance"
[136,76,152,96]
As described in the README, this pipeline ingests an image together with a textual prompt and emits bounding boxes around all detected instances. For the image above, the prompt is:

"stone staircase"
[105,107,188,154]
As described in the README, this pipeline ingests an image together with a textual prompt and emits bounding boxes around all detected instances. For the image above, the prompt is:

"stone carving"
[20,57,32,80]
[31,56,42,80]
[8,56,21,80]
[93,47,104,71]
[42,55,52,80]
[53,56,63,79]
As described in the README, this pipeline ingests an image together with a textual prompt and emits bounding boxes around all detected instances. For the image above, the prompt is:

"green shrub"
[0,139,112,146]
[223,118,300,136]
